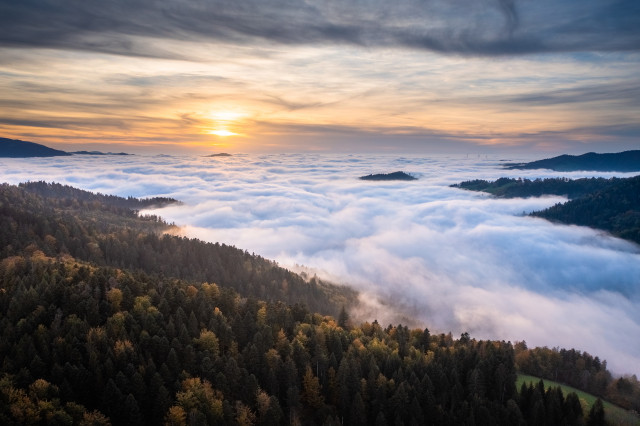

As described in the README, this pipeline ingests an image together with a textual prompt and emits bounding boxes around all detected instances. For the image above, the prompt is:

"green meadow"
[517,374,640,426]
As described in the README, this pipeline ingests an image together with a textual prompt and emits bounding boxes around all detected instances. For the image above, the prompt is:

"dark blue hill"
[0,137,70,157]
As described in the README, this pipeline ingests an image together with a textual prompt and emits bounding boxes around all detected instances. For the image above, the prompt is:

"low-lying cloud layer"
[2,154,639,374]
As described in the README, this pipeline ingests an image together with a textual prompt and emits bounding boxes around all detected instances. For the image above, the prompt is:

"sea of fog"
[1,153,639,375]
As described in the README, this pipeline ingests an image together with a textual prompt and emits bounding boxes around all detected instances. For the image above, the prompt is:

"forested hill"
[532,176,640,244]
[1,182,638,424]
[504,150,640,172]
[360,171,417,181]
[453,176,640,245]
[0,182,354,316]
[451,177,617,199]
[20,181,179,210]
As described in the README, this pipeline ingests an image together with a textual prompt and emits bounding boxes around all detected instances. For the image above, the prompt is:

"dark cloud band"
[1,0,638,57]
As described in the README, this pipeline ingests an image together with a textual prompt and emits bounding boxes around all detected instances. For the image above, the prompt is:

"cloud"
[505,81,640,107]
[1,26,638,153]
[0,0,638,57]
[1,153,639,375]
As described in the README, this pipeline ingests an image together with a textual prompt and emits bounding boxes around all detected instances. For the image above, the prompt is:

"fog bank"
[2,153,639,374]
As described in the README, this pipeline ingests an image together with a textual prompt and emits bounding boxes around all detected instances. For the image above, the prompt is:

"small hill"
[505,150,640,172]
[71,151,131,156]
[360,171,417,181]
[0,137,70,157]
[204,153,232,157]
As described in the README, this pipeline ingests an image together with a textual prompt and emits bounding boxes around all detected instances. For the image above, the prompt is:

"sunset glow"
[209,129,238,137]
[0,1,638,154]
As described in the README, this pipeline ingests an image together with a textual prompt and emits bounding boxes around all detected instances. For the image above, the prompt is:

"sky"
[1,153,639,375]
[0,0,639,154]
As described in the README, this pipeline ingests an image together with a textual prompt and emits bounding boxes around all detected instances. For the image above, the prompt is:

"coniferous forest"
[453,176,640,244]
[1,182,639,425]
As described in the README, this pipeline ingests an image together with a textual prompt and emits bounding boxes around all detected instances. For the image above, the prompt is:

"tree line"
[453,176,640,244]
[515,343,640,412]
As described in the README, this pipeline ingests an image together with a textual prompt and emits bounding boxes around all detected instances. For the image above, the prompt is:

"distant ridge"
[504,150,640,172]
[0,137,134,157]
[0,137,70,157]
[360,171,417,181]
[204,152,232,157]
[71,150,131,156]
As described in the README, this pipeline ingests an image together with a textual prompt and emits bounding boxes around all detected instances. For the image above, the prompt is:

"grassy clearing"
[517,374,640,426]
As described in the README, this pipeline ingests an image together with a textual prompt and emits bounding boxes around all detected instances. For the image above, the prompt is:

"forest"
[453,176,640,244]
[20,181,179,210]
[451,177,619,199]
[359,172,417,181]
[1,181,638,425]
[503,151,640,172]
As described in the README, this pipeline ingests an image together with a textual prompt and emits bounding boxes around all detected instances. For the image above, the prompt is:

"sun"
[209,129,238,137]
[210,111,245,121]
[206,109,247,137]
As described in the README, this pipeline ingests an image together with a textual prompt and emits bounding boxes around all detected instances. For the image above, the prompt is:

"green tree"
[301,366,324,409]
[586,398,606,426]
[349,392,367,426]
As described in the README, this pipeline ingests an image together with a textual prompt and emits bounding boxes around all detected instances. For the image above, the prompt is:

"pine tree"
[301,366,324,409]
[586,398,606,426]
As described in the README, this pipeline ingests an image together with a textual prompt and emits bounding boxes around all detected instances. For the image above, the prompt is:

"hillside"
[0,183,354,316]
[532,176,640,244]
[514,343,640,413]
[1,182,638,424]
[517,375,640,425]
[451,177,617,199]
[453,176,640,245]
[20,181,179,210]
[504,150,640,172]
[0,137,70,157]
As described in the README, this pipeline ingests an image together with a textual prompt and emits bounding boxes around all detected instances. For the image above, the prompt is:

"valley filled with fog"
[2,153,639,374]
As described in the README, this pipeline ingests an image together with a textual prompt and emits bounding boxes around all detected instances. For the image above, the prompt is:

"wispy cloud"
[1,154,639,374]
[1,1,639,152]
[1,0,638,57]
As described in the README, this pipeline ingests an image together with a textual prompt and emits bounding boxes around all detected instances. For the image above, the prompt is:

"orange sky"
[1,1,639,154]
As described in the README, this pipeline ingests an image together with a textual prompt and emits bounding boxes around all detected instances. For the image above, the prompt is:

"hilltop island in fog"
[360,171,417,181]
[71,150,131,156]
[504,150,640,172]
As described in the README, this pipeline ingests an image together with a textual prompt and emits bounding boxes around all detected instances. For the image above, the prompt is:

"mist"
[1,153,639,374]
